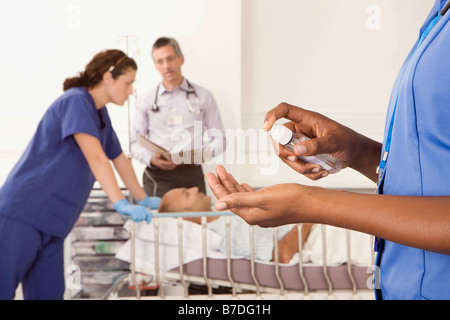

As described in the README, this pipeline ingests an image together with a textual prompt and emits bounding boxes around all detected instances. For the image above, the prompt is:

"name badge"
[167,108,183,126]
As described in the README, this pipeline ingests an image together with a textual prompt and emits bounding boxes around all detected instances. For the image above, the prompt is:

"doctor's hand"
[113,199,153,224]
[264,103,381,182]
[151,153,177,171]
[206,165,310,228]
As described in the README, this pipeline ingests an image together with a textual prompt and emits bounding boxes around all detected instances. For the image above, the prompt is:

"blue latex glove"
[138,195,161,210]
[113,199,152,224]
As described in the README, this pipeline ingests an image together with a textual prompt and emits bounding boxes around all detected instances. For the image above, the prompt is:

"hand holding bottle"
[264,103,381,182]
[268,123,342,174]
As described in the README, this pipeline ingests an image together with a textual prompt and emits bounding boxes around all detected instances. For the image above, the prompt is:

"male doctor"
[131,37,226,197]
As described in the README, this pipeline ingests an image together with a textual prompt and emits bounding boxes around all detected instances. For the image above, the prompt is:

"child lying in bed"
[158,187,313,263]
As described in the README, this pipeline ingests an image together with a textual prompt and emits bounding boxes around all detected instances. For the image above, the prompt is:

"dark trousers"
[143,165,206,197]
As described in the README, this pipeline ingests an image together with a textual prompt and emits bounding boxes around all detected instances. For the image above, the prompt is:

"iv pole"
[116,35,139,158]
[116,35,142,300]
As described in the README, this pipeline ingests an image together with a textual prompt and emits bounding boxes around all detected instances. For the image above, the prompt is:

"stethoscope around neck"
[151,79,202,114]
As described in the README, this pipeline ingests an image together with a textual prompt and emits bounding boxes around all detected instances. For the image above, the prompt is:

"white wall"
[238,0,434,189]
[0,0,435,193]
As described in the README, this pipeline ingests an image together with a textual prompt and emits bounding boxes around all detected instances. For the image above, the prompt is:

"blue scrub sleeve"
[59,94,101,142]
[106,128,123,160]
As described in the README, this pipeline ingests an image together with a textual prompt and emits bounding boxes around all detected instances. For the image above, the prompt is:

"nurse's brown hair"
[63,49,137,91]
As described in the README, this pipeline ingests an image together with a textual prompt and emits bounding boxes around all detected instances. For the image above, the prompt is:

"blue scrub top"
[0,87,122,238]
[378,0,450,300]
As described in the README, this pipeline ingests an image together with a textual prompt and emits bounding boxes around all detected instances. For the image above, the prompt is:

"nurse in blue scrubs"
[0,49,160,299]
[207,0,450,300]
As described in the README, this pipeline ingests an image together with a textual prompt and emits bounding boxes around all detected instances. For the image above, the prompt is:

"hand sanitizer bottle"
[269,123,342,173]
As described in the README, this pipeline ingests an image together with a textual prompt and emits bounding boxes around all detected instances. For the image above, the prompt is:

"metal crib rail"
[225,215,238,299]
[129,221,141,299]
[321,225,335,299]
[346,229,359,299]
[124,211,371,300]
[249,226,262,299]
[201,217,213,299]
[273,228,286,299]
[153,218,165,299]
[320,225,362,300]
[297,223,310,299]
[177,217,189,299]
[151,211,233,300]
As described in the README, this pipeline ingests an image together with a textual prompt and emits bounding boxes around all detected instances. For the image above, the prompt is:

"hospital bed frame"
[104,211,376,300]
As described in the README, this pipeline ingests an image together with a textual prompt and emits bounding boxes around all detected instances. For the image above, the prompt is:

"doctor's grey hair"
[152,37,183,58]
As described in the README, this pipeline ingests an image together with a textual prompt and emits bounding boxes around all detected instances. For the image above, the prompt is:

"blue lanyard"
[376,13,443,194]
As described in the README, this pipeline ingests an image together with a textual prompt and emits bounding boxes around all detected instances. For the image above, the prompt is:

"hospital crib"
[103,211,376,300]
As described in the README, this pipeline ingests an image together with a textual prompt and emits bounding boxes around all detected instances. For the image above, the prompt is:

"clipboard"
[137,135,172,161]
[137,135,211,164]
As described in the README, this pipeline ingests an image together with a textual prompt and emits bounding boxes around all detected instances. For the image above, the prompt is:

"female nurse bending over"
[0,49,160,300]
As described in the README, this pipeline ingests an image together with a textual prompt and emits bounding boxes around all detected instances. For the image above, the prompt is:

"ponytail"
[63,49,137,91]
[63,73,87,91]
